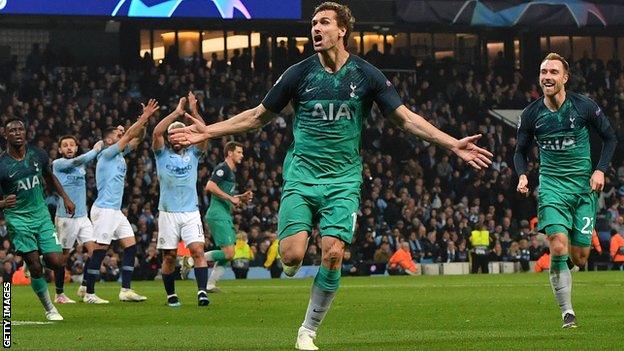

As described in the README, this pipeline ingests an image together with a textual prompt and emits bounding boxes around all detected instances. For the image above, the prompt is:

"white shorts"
[157,211,204,250]
[55,216,95,250]
[91,205,135,245]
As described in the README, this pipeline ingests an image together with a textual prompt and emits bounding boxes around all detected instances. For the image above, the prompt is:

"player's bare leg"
[118,236,146,301]
[24,251,63,320]
[547,231,576,328]
[161,249,180,306]
[297,236,345,350]
[569,246,590,270]
[188,242,210,306]
[279,231,308,277]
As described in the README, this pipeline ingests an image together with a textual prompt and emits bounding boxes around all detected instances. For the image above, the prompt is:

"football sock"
[121,245,137,289]
[81,257,90,287]
[32,277,55,312]
[86,250,106,294]
[302,265,340,332]
[549,254,573,316]
[194,267,208,292]
[162,273,176,296]
[207,264,225,289]
[55,266,65,295]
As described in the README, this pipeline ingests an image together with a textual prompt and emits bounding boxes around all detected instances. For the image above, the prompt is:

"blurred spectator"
[233,232,253,279]
[341,250,359,276]
[609,229,624,270]
[534,248,550,273]
[264,234,282,278]
[470,221,490,273]
[388,242,418,275]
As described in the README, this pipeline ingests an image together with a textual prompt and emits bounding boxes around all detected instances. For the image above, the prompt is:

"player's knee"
[223,249,234,261]
[190,248,205,261]
[548,236,568,256]
[162,252,177,265]
[322,242,345,267]
[28,262,44,278]
[280,250,304,266]
[572,251,589,266]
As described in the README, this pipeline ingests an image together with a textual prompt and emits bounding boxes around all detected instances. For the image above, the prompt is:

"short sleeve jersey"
[154,146,201,212]
[206,162,236,220]
[262,54,402,185]
[0,147,50,220]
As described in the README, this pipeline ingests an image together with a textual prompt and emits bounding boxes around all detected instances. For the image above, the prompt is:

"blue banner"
[0,0,301,19]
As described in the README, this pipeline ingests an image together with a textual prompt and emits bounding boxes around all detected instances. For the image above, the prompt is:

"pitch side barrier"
[182,262,541,280]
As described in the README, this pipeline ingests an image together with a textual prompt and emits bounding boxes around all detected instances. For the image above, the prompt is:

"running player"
[203,141,252,292]
[84,99,159,303]
[514,53,617,328]
[0,118,76,320]
[53,136,103,304]
[170,2,492,349]
[152,95,210,307]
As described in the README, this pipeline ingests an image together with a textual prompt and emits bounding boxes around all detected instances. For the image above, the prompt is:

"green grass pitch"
[7,272,624,350]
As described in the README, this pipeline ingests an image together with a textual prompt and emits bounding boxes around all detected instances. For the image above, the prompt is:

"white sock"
[302,285,337,332]
[549,269,573,316]
[207,264,225,288]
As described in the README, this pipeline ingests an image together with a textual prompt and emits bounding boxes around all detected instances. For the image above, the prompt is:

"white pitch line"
[226,283,558,289]
[11,321,54,326]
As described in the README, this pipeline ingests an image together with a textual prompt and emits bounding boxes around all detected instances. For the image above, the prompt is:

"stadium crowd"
[1,43,624,284]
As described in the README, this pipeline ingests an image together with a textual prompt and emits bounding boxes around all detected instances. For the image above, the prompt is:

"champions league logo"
[112,0,251,19]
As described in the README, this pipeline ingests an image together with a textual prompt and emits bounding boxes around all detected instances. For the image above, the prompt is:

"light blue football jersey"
[154,145,201,212]
[94,143,131,210]
[53,149,98,217]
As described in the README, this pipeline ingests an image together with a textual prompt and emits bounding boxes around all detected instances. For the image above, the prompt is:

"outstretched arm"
[54,141,103,171]
[152,97,186,150]
[170,104,275,146]
[119,99,159,151]
[389,105,493,170]
[187,91,210,150]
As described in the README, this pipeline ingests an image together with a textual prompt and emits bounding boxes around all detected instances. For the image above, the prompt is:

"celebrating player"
[203,141,252,293]
[170,2,492,349]
[53,136,103,304]
[514,53,617,328]
[85,99,159,303]
[153,96,211,307]
[0,118,75,321]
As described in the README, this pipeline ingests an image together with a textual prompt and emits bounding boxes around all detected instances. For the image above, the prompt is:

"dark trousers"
[232,267,249,279]
[471,253,489,274]
[269,261,283,278]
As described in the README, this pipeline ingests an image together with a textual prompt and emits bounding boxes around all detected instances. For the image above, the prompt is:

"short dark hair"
[58,135,78,147]
[224,141,243,155]
[542,52,570,73]
[104,127,118,138]
[313,2,355,47]
[4,118,25,129]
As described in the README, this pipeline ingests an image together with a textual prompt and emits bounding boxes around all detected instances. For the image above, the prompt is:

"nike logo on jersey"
[305,87,317,93]
[8,171,18,178]
[535,122,544,129]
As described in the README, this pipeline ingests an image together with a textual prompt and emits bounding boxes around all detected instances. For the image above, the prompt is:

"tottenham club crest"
[349,83,357,98]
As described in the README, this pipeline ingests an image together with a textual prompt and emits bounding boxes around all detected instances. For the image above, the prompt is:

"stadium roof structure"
[397,0,624,28]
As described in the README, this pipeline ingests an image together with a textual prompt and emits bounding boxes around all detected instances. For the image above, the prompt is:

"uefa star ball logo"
[112,0,251,19]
